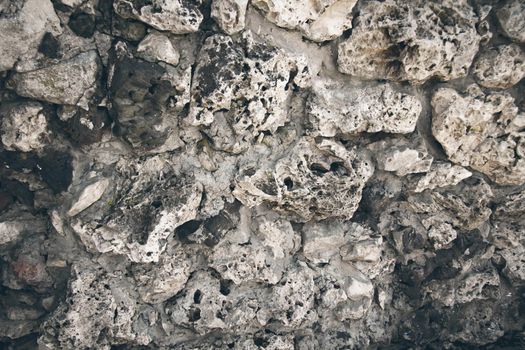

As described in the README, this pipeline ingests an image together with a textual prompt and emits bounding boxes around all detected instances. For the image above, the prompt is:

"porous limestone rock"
[137,31,180,66]
[2,0,525,348]
[252,0,358,42]
[432,85,525,185]
[0,209,47,250]
[67,178,110,217]
[307,81,422,137]
[414,162,472,193]
[337,0,481,84]
[210,212,300,284]
[211,0,249,35]
[0,102,49,153]
[134,241,196,304]
[497,0,525,43]
[473,44,525,89]
[8,51,100,106]
[70,156,203,263]
[233,137,374,222]
[0,0,61,71]
[370,138,433,177]
[425,268,500,307]
[187,32,309,152]
[113,0,203,34]
[109,41,190,148]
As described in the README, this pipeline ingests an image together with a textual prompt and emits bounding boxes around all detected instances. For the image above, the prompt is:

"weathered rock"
[414,162,472,192]
[137,31,180,66]
[71,156,203,263]
[113,0,203,34]
[187,33,309,152]
[473,44,525,89]
[134,242,195,304]
[8,51,100,106]
[67,178,110,217]
[0,0,61,71]
[0,209,47,250]
[497,0,525,43]
[252,0,358,42]
[109,41,190,148]
[211,0,248,35]
[307,81,421,137]
[370,138,433,177]
[234,137,374,221]
[337,0,481,84]
[210,211,300,284]
[432,85,525,185]
[0,102,49,153]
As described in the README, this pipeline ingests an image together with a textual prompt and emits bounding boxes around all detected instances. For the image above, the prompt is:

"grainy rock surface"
[1,0,525,349]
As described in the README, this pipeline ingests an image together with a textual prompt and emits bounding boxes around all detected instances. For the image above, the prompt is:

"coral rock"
[337,0,481,84]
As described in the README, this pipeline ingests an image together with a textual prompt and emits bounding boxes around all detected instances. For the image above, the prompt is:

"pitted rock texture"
[1,1,525,349]
[337,0,482,84]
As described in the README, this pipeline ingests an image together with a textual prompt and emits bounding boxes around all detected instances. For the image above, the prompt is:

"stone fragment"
[370,138,433,176]
[210,212,299,284]
[71,156,203,263]
[0,0,61,71]
[0,209,47,249]
[188,32,309,152]
[307,81,421,137]
[67,178,110,217]
[234,137,374,222]
[0,102,49,153]
[252,0,358,42]
[432,85,525,185]
[9,51,100,106]
[134,243,194,304]
[473,44,525,89]
[211,0,248,35]
[337,0,481,84]
[425,268,500,307]
[113,0,203,34]
[39,266,118,349]
[302,220,348,264]
[414,162,472,193]
[497,0,525,43]
[109,42,190,148]
[137,32,180,66]
[376,147,432,176]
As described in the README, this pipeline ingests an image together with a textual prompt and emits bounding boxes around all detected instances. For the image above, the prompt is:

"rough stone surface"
[1,1,525,349]
[211,0,249,35]
[253,0,358,42]
[497,0,525,43]
[113,0,203,34]
[473,44,525,89]
[0,0,61,71]
[136,31,180,66]
[0,102,49,152]
[432,85,525,185]
[307,81,422,137]
[8,51,101,106]
[338,0,482,84]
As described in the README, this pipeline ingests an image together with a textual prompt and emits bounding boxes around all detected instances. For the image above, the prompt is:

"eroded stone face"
[307,81,422,137]
[473,44,525,89]
[337,0,481,84]
[432,85,525,185]
[1,0,525,349]
[234,137,374,221]
[8,51,100,106]
[113,0,203,34]
[252,0,358,42]
[0,0,61,71]
[497,0,525,43]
